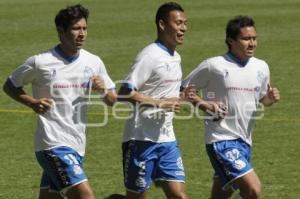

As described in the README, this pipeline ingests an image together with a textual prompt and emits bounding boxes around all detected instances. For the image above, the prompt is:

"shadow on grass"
[104,193,126,199]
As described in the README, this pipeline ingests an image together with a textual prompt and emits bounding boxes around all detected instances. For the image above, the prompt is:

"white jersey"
[122,42,182,143]
[183,53,270,145]
[9,47,115,156]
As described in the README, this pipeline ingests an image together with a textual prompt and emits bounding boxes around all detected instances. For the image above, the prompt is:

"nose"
[181,23,187,32]
[79,28,86,36]
[249,38,256,46]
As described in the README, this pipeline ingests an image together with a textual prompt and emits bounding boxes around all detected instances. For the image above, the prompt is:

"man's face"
[58,18,87,54]
[161,10,187,48]
[228,26,257,62]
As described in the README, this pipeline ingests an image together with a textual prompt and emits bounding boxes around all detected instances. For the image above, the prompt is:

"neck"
[155,38,175,56]
[228,51,249,66]
[58,44,79,58]
[157,34,176,51]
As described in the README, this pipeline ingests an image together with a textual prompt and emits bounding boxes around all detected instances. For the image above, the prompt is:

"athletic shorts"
[206,138,253,190]
[122,140,185,193]
[35,146,87,193]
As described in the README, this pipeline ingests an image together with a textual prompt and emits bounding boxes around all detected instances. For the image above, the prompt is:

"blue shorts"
[35,146,87,193]
[206,139,253,190]
[122,140,185,193]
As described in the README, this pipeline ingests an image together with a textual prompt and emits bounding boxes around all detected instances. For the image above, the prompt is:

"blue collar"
[54,45,80,63]
[226,52,249,67]
[155,40,174,56]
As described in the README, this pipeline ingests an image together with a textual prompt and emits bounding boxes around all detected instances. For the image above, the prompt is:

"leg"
[210,177,233,199]
[65,181,94,199]
[122,141,156,199]
[159,181,188,199]
[234,170,261,199]
[126,190,147,199]
[36,147,93,199]
[38,188,64,199]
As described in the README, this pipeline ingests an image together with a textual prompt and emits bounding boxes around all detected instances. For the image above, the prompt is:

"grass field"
[0,0,299,198]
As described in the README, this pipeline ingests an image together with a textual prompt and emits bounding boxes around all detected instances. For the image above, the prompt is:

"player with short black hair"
[182,15,280,199]
[3,4,116,199]
[118,2,188,199]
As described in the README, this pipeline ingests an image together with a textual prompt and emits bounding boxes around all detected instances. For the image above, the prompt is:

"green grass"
[0,0,299,198]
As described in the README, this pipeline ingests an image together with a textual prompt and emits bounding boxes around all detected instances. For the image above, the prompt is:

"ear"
[226,37,234,45]
[158,19,165,31]
[56,26,64,34]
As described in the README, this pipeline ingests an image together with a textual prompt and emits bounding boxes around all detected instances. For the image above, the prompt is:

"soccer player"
[118,2,188,199]
[182,16,280,199]
[3,4,116,199]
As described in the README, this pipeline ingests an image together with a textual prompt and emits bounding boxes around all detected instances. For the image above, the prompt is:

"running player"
[182,16,280,199]
[3,4,116,199]
[118,2,188,199]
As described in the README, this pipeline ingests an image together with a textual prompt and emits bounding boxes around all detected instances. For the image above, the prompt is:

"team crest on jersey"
[234,159,246,170]
[84,66,93,79]
[73,165,83,175]
[82,66,94,88]
[256,71,265,83]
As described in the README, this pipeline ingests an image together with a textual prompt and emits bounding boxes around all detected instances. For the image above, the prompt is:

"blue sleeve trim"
[121,82,137,91]
[5,78,21,89]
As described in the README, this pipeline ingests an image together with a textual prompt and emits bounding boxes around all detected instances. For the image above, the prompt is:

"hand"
[181,84,197,102]
[91,76,106,94]
[158,97,181,113]
[31,98,53,114]
[267,84,280,103]
[206,102,228,121]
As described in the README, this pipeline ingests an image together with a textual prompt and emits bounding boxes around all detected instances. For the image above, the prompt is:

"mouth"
[177,33,185,41]
[76,40,85,46]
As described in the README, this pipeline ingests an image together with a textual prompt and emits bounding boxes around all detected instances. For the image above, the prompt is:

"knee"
[240,184,261,199]
[82,188,94,199]
[167,192,188,199]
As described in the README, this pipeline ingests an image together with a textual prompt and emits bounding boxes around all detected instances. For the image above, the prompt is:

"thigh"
[35,146,88,193]
[65,181,94,199]
[122,141,156,193]
[210,177,233,199]
[155,142,185,183]
[38,188,64,199]
[206,139,252,191]
[234,170,261,198]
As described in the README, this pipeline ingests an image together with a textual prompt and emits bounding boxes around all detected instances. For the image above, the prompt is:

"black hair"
[226,15,255,40]
[55,4,89,30]
[225,15,255,49]
[155,2,184,26]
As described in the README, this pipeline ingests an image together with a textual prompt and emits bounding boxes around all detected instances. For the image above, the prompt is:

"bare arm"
[90,76,117,106]
[118,85,180,113]
[3,79,52,114]
[260,84,280,107]
[182,85,227,121]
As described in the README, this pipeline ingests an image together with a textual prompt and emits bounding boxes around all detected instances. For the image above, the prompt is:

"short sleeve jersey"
[9,47,115,156]
[182,53,270,145]
[122,42,182,143]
